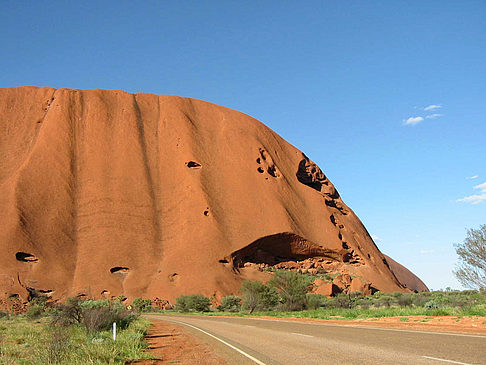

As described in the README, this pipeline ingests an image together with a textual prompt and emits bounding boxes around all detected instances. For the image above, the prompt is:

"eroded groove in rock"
[110,267,129,274]
[168,273,179,282]
[186,161,202,168]
[15,252,38,263]
[296,154,339,199]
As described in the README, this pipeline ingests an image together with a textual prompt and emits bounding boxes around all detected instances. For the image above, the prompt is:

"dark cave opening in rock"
[228,232,344,270]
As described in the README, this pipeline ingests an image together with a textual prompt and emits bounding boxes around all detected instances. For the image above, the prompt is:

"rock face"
[0,87,420,304]
[384,255,429,292]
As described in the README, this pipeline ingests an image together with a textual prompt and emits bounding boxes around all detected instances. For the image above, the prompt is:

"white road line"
[291,332,314,338]
[165,319,268,365]
[422,355,475,365]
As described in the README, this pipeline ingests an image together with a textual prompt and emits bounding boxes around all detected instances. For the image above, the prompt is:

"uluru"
[0,86,427,306]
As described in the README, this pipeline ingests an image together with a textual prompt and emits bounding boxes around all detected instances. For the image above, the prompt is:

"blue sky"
[1,1,485,290]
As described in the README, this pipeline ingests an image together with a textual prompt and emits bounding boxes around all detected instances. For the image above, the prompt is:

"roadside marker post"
[113,322,117,341]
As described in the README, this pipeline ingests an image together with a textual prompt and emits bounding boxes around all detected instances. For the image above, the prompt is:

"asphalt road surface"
[147,314,486,365]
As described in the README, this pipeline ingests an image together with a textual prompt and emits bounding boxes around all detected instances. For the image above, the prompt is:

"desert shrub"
[0,310,6,318]
[175,294,211,312]
[50,297,137,331]
[51,297,84,326]
[397,293,413,306]
[357,299,372,309]
[79,299,110,309]
[305,294,325,310]
[132,298,152,313]
[373,294,395,308]
[268,271,313,311]
[82,305,137,332]
[329,292,364,309]
[217,295,241,312]
[411,293,429,307]
[241,281,279,313]
[45,326,70,363]
[82,307,114,332]
[424,300,438,309]
[26,304,44,319]
[30,294,49,309]
[259,284,280,310]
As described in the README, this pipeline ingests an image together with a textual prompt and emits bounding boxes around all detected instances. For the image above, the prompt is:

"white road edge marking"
[422,355,474,365]
[167,319,268,365]
[291,332,314,338]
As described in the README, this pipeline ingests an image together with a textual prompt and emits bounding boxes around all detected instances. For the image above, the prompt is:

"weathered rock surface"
[0,87,423,304]
[384,255,429,292]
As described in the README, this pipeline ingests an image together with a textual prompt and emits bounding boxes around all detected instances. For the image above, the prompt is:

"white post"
[112,322,117,341]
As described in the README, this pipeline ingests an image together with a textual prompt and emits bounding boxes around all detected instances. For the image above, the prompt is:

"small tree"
[217,295,241,312]
[240,281,278,313]
[453,225,486,291]
[241,281,263,313]
[268,271,313,311]
[175,295,211,312]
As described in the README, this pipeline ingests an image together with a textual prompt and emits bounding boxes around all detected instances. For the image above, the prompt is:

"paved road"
[147,314,486,365]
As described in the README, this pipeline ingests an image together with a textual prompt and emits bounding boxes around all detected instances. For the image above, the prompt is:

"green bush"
[82,306,137,332]
[26,304,45,319]
[132,298,152,313]
[397,293,413,306]
[175,295,211,312]
[79,299,110,309]
[50,297,137,331]
[424,300,438,309]
[268,270,314,311]
[305,294,325,310]
[217,295,241,312]
[241,281,279,313]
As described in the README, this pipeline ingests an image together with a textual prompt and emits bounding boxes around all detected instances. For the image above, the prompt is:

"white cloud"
[474,182,486,191]
[457,182,486,204]
[424,104,442,111]
[425,113,443,119]
[404,116,424,125]
[420,250,435,254]
[457,194,486,204]
[371,234,382,242]
[467,175,479,180]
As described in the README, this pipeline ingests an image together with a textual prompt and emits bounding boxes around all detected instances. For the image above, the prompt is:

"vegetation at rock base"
[0,297,153,365]
[240,280,279,313]
[454,224,486,291]
[217,295,242,312]
[172,274,486,319]
[268,270,314,311]
[132,297,152,313]
[175,294,212,312]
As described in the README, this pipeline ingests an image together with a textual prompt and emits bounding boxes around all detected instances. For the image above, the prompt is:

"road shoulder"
[134,317,228,364]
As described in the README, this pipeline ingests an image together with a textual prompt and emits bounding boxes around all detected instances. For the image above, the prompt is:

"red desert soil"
[255,315,486,335]
[135,320,227,365]
[0,86,426,306]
